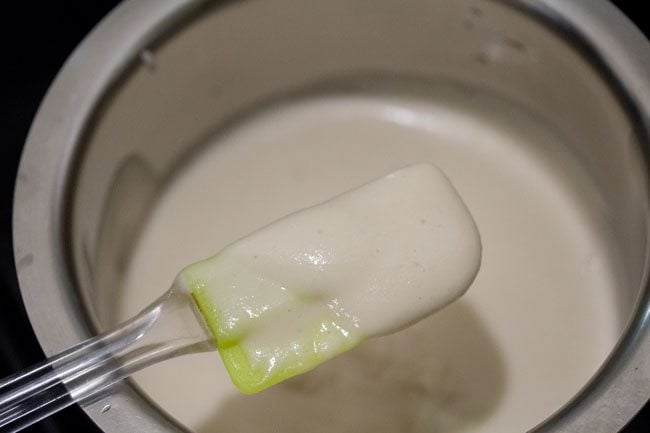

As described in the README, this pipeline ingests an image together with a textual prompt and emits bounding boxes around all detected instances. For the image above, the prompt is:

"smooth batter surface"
[177,164,481,393]
[118,88,621,433]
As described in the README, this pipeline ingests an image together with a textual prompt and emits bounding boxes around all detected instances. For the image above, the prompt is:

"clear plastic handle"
[0,287,215,432]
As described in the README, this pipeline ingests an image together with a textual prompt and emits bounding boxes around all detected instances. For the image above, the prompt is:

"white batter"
[176,164,481,393]
[117,88,621,433]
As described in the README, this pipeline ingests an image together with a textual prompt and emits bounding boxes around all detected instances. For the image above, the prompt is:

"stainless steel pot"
[13,0,650,431]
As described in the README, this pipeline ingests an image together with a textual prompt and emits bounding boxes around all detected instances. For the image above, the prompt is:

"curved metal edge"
[520,1,650,432]
[12,0,208,432]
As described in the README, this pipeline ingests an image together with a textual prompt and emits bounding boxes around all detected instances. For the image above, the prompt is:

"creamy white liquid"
[118,89,621,433]
[176,164,481,393]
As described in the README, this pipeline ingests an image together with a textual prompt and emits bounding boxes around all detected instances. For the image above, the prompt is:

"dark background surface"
[0,1,648,432]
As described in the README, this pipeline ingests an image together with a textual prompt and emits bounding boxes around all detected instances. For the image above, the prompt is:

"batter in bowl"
[117,87,622,433]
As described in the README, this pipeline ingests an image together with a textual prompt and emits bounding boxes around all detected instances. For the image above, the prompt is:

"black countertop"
[1,1,648,432]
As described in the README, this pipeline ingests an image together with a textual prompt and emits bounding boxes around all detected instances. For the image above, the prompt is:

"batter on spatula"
[176,164,481,393]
